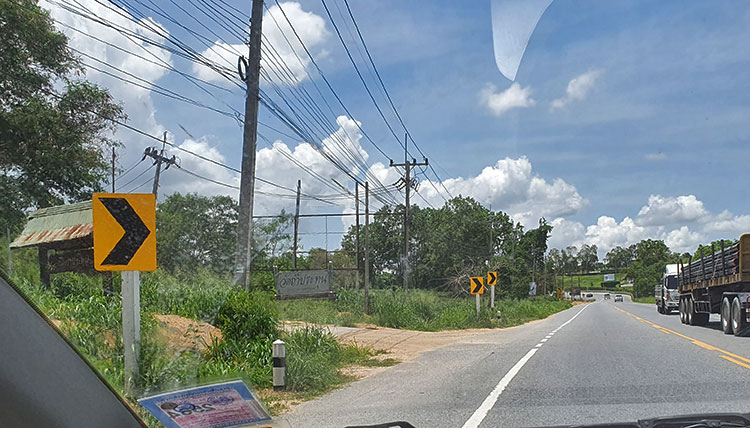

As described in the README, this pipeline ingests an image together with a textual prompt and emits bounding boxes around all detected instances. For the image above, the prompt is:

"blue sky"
[43,0,750,256]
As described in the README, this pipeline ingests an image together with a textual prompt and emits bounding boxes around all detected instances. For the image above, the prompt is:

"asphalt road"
[282,295,750,428]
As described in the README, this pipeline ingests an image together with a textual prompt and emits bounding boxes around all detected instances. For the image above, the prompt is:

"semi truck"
[654,264,680,314]
[677,234,750,336]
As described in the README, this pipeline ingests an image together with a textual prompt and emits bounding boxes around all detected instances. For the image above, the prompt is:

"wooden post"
[364,182,370,315]
[39,246,49,288]
[6,227,12,277]
[355,182,360,290]
[293,180,300,270]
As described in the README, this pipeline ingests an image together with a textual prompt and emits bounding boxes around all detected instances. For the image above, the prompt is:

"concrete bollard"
[273,339,286,391]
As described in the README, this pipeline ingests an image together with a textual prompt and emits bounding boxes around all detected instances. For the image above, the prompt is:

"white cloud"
[415,156,586,227]
[42,0,171,146]
[193,2,329,86]
[548,192,750,257]
[636,194,708,226]
[644,152,667,161]
[551,70,601,109]
[480,82,535,116]
[665,226,704,253]
[703,211,750,234]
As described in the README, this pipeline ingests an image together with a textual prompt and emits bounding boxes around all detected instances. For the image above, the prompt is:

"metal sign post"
[487,272,497,310]
[470,276,485,317]
[121,270,140,393]
[93,193,156,394]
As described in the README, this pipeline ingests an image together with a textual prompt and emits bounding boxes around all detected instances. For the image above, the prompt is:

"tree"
[157,193,293,275]
[625,239,674,297]
[578,244,598,273]
[604,245,636,272]
[0,0,125,232]
[157,193,239,274]
[340,195,539,294]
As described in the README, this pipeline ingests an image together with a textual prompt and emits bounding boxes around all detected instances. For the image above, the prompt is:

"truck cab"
[656,264,680,314]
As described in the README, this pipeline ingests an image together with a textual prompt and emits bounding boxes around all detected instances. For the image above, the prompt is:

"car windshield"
[3,1,750,427]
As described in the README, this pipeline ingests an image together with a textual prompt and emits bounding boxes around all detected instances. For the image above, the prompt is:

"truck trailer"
[678,234,750,336]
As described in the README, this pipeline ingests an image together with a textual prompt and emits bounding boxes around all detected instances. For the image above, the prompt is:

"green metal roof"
[10,201,93,249]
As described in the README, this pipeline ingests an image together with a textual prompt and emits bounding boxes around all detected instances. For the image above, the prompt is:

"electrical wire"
[118,163,155,190]
[341,0,455,200]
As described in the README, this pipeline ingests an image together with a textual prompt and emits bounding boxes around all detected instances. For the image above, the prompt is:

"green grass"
[277,288,572,331]
[556,272,628,290]
[8,269,400,424]
[632,296,654,304]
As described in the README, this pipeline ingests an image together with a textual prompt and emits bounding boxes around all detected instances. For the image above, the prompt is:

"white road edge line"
[540,338,548,342]
[461,304,590,428]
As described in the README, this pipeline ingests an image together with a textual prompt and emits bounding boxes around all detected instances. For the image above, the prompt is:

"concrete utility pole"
[364,182,370,314]
[355,182,361,289]
[390,133,427,291]
[142,132,176,198]
[293,180,301,269]
[152,132,167,197]
[234,0,264,288]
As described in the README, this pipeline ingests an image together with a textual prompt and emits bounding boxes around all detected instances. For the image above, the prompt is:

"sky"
[40,0,750,258]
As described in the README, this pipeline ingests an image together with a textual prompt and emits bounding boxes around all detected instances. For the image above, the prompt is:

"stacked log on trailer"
[679,236,750,292]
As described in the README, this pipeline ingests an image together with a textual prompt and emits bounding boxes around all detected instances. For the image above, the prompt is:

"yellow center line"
[720,355,750,369]
[613,305,750,368]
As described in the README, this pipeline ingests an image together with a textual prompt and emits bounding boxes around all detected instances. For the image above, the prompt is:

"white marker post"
[490,285,495,310]
[122,270,140,394]
[476,293,481,317]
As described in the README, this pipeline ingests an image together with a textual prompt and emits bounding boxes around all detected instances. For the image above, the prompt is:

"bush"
[200,336,274,387]
[214,289,279,342]
[373,292,417,328]
[285,326,342,392]
[141,269,232,322]
[50,272,105,300]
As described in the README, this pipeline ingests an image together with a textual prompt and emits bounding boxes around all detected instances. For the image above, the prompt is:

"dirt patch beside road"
[283,317,549,380]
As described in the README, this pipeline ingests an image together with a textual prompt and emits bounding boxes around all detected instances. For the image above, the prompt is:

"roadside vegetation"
[631,297,654,304]
[278,289,571,331]
[7,267,394,420]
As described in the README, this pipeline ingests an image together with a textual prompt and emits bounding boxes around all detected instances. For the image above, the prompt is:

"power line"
[118,163,155,190]
[341,0,454,201]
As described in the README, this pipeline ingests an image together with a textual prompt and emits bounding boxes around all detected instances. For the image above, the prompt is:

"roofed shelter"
[10,201,110,289]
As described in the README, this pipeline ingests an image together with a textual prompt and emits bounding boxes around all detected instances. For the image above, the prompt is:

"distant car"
[604,293,611,300]
[614,294,623,302]
[586,293,593,298]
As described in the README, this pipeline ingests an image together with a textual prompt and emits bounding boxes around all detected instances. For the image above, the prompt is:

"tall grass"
[277,289,572,331]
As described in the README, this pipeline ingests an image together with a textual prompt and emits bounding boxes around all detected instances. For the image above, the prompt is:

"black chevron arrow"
[488,272,497,285]
[100,198,151,266]
[472,277,483,294]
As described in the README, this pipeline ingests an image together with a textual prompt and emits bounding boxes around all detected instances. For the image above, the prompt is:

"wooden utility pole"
[355,181,361,289]
[364,182,370,314]
[234,0,264,288]
[390,133,427,291]
[293,180,301,269]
